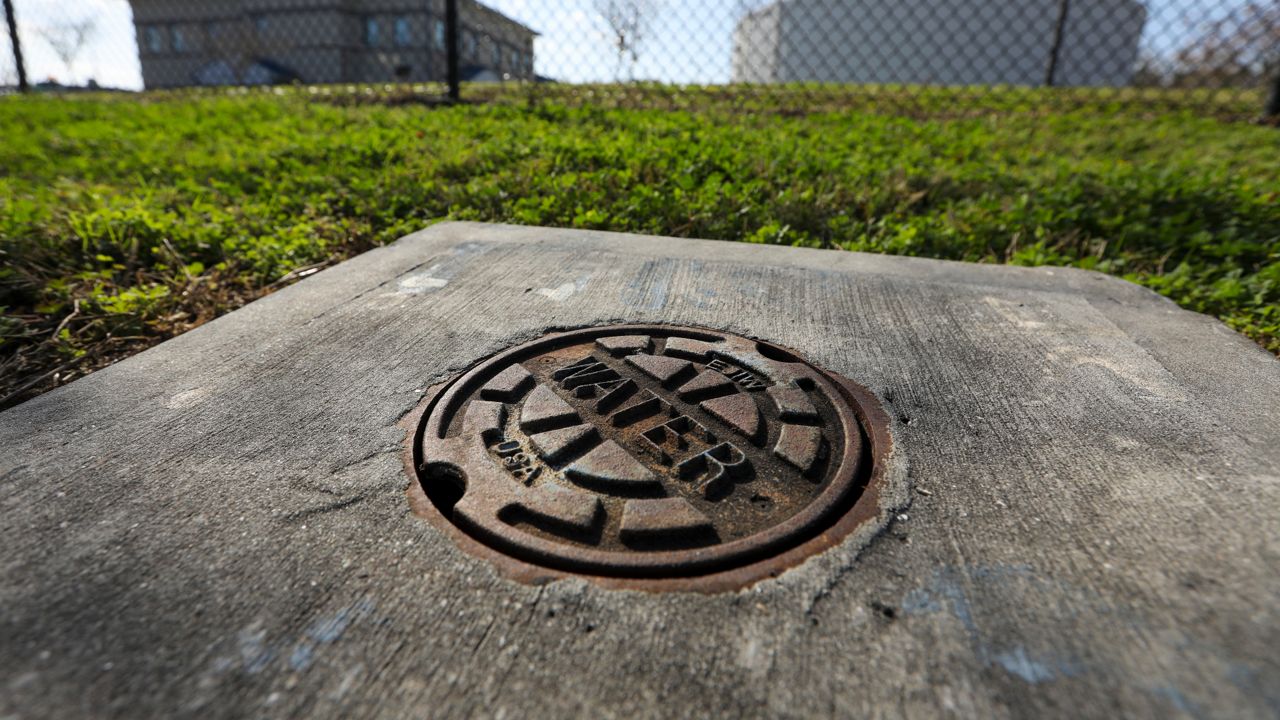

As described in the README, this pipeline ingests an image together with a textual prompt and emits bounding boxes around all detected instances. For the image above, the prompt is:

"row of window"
[468,29,531,74]
[142,23,231,55]
[140,17,531,73]
[363,16,424,49]
[363,16,530,73]
[143,26,177,54]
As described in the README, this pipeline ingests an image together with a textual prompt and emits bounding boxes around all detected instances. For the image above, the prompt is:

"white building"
[732,0,1147,86]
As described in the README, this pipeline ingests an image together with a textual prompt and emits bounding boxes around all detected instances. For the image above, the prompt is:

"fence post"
[445,0,460,101]
[1266,70,1280,120]
[1044,0,1071,87]
[3,0,28,92]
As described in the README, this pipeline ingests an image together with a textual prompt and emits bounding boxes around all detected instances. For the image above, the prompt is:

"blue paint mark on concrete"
[308,605,357,644]
[289,644,315,672]
[692,286,717,309]
[621,259,676,311]
[1151,685,1202,718]
[289,598,377,673]
[1224,663,1280,715]
[900,588,942,614]
[237,627,275,675]
[229,598,379,676]
[910,570,981,644]
[903,565,1270,713]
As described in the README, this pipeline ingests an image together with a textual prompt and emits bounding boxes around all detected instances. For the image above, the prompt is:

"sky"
[3,0,140,88]
[0,0,1254,90]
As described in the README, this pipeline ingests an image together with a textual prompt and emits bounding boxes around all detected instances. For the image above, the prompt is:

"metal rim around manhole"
[405,324,892,591]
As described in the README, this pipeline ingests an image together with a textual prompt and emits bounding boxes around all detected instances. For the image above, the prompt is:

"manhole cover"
[407,325,891,589]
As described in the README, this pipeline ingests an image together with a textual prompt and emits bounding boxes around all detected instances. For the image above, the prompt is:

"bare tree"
[1172,1,1280,89]
[733,0,768,22]
[1131,47,1170,88]
[595,0,655,82]
[37,16,97,83]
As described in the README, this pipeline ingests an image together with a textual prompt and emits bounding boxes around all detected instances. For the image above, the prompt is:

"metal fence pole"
[1044,0,1071,87]
[445,0,460,101]
[3,0,28,92]
[1266,70,1280,120]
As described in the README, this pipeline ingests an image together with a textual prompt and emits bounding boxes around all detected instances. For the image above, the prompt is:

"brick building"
[128,0,536,88]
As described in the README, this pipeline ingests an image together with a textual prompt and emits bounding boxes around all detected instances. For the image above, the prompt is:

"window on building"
[172,28,188,53]
[365,17,379,47]
[144,26,164,54]
[492,42,501,69]
[254,16,269,34]
[509,49,519,72]
[463,31,476,59]
[394,16,411,47]
[433,19,445,50]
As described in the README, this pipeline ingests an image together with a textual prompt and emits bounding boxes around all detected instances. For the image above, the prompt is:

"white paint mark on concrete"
[166,387,212,410]
[984,295,1186,400]
[993,646,1057,683]
[733,625,775,681]
[329,664,365,701]
[396,243,490,295]
[1065,354,1188,401]
[536,282,578,302]
[982,296,1047,331]
[398,268,450,294]
[1107,434,1141,451]
[535,274,591,303]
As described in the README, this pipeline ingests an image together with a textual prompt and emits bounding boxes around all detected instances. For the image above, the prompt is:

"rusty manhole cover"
[407,325,891,589]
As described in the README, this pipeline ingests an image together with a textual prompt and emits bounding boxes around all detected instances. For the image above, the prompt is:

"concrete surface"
[1,222,1277,719]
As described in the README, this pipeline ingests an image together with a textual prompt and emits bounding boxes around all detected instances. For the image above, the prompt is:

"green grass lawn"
[1,88,1277,406]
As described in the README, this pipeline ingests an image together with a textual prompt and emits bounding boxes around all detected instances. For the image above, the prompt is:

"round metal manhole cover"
[406,325,891,589]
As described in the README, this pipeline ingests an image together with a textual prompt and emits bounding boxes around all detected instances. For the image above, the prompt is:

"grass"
[1,86,1277,407]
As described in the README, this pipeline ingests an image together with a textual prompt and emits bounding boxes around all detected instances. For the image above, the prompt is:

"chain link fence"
[2,0,1278,118]
[1,1,18,92]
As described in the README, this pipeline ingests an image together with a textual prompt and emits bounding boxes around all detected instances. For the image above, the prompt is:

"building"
[732,0,1147,86]
[128,0,536,88]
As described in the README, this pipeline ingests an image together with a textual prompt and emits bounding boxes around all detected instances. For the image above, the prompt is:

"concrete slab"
[2,222,1277,719]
